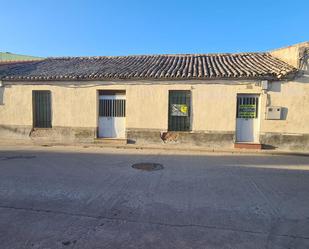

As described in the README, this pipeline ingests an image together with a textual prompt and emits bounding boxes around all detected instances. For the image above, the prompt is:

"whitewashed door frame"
[235,94,261,143]
[98,94,126,139]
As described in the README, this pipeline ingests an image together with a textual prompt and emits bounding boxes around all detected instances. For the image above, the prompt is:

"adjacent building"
[0,42,308,151]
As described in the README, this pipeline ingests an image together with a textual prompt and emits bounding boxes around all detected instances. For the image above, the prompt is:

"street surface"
[0,146,309,248]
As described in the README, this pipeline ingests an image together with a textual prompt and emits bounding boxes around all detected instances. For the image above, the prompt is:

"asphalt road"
[0,147,309,249]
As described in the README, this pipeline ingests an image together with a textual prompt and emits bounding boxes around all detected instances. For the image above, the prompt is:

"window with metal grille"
[168,90,191,131]
[33,91,52,128]
[99,99,126,117]
[236,96,259,118]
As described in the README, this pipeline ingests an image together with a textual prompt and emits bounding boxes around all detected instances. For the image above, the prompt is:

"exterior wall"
[0,80,263,147]
[0,76,309,150]
[259,77,309,151]
[262,41,309,151]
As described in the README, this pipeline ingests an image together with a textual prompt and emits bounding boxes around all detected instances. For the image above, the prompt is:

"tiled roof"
[0,53,296,81]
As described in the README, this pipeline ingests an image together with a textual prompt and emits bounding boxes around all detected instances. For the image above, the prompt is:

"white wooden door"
[98,95,126,138]
[236,95,260,143]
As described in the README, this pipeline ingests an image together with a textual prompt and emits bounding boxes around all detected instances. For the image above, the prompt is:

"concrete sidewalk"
[0,138,308,156]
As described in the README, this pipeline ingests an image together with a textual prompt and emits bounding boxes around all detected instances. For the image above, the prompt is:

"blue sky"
[0,0,308,57]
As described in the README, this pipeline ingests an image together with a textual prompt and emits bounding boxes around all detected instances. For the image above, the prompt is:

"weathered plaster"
[0,80,262,131]
[0,78,308,150]
[260,133,309,151]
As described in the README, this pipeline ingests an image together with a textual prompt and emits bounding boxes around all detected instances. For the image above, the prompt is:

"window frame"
[168,90,192,132]
[32,90,52,128]
[236,95,259,119]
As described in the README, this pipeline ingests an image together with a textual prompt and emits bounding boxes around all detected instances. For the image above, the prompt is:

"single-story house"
[0,42,308,151]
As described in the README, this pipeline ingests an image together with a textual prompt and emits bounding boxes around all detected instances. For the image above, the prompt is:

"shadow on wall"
[298,48,309,82]
[0,125,31,137]
[0,87,4,105]
[270,82,281,92]
[266,84,288,120]
[262,144,278,150]
[281,107,288,120]
[300,47,309,72]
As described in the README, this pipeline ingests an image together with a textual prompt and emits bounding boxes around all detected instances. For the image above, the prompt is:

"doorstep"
[234,143,262,150]
[94,138,127,145]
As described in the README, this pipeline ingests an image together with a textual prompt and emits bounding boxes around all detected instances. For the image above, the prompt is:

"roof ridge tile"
[1,52,297,81]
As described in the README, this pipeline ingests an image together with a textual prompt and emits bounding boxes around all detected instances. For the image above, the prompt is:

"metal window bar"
[236,96,259,118]
[33,91,52,128]
[99,99,126,117]
[255,97,259,118]
[168,90,191,131]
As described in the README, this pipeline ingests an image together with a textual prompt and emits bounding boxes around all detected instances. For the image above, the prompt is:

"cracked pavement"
[0,147,309,248]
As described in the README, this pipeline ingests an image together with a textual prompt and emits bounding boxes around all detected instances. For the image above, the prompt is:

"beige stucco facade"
[0,80,264,131]
[0,42,308,151]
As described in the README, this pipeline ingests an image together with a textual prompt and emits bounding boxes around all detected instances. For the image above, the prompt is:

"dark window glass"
[236,96,259,119]
[99,99,126,117]
[33,91,52,128]
[168,90,191,131]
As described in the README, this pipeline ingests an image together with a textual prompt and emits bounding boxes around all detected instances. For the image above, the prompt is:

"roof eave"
[1,74,291,83]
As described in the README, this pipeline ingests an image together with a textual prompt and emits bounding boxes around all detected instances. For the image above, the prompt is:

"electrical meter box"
[266,106,282,120]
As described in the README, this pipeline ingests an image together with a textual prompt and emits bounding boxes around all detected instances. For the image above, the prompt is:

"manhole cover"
[132,163,163,171]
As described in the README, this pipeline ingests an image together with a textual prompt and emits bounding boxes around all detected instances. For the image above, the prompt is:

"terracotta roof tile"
[0,53,296,81]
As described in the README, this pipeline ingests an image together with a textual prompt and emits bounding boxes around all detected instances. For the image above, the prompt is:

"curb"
[104,144,309,157]
[0,140,308,157]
